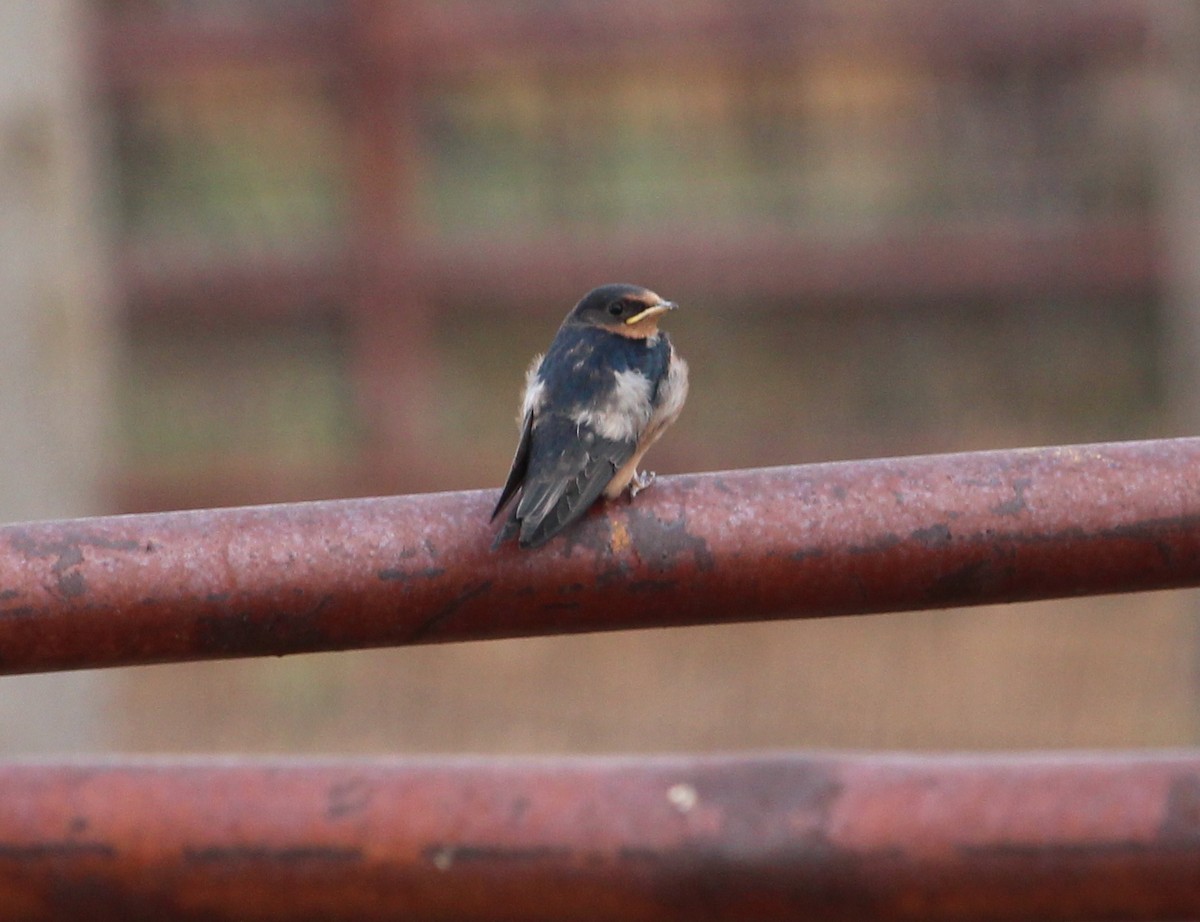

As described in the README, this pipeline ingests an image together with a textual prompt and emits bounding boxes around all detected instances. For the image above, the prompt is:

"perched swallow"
[492,283,689,549]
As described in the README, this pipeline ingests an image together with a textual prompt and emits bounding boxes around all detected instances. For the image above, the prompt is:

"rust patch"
[625,506,716,573]
[192,595,335,657]
[609,519,632,554]
[7,531,142,602]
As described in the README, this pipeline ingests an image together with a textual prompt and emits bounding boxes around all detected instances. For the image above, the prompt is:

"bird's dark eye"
[607,301,624,316]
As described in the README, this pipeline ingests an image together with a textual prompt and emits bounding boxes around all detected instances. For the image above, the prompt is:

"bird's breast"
[653,350,689,428]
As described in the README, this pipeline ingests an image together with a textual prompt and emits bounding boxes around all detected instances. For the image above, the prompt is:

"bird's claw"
[628,469,656,500]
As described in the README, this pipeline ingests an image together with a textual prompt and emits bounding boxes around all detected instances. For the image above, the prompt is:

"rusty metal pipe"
[1,752,1199,921]
[0,437,1198,675]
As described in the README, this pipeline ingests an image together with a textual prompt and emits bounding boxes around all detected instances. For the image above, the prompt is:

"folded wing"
[497,415,635,549]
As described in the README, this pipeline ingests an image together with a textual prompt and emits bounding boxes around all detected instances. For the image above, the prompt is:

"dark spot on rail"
[58,571,86,599]
[8,531,143,602]
[0,606,35,619]
[1109,514,1200,568]
[0,589,19,601]
[378,566,447,582]
[423,843,571,866]
[910,523,952,547]
[327,777,373,820]
[627,763,876,916]
[509,797,531,822]
[53,545,83,571]
[595,560,634,587]
[625,506,716,573]
[696,759,844,834]
[789,547,826,562]
[991,477,1032,517]
[1151,539,1175,567]
[927,558,1001,604]
[192,594,335,657]
[0,841,116,860]
[1160,774,1200,843]
[389,540,438,563]
[408,580,493,641]
[184,845,362,864]
[956,839,1157,860]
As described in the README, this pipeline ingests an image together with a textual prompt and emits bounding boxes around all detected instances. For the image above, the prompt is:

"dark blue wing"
[491,410,533,521]
[498,415,634,549]
[494,325,666,549]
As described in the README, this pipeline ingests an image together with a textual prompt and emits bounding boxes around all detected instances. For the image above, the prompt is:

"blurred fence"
[95,0,1167,511]
[4,753,1200,921]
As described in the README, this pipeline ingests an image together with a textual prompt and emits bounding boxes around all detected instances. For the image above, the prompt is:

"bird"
[492,283,689,549]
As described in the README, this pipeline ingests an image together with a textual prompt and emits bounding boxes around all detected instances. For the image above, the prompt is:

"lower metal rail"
[0,752,1197,921]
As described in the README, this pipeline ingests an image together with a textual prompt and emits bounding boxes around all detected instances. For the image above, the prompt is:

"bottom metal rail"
[0,752,1197,920]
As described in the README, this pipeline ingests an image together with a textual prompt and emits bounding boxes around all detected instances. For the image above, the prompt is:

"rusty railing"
[1,436,1199,919]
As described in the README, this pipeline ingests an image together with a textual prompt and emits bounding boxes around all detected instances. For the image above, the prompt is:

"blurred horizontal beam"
[96,0,1153,86]
[1,752,1199,921]
[95,8,350,86]
[0,438,1198,675]
[392,0,1154,72]
[119,251,349,326]
[411,220,1160,309]
[119,220,1159,323]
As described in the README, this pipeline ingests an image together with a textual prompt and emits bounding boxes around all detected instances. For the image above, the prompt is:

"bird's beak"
[624,300,678,325]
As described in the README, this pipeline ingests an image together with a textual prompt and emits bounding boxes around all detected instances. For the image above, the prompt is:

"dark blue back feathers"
[539,326,671,413]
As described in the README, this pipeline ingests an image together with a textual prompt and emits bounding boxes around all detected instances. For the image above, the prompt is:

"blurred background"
[2,0,1200,754]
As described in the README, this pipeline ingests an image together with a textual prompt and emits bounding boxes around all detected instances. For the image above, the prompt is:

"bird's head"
[568,283,678,339]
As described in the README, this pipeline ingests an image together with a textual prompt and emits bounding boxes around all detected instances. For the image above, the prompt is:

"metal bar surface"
[0,752,1198,921]
[0,437,1197,675]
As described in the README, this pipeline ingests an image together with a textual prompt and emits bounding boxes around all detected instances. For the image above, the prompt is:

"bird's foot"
[628,469,656,500]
